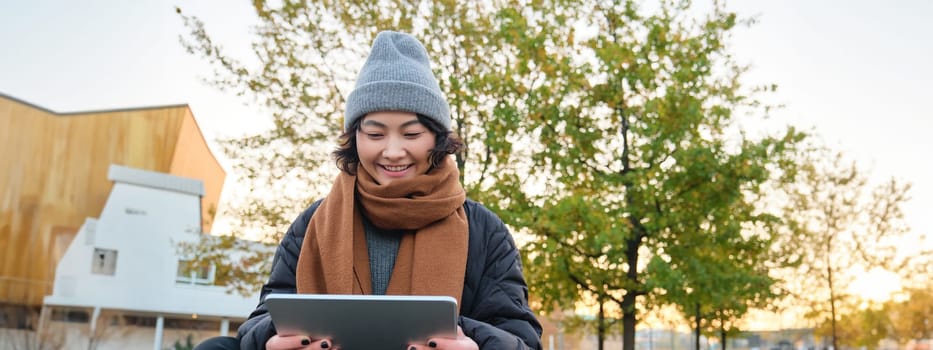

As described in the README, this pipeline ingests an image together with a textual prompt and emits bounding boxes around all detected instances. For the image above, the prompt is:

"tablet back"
[265,293,458,350]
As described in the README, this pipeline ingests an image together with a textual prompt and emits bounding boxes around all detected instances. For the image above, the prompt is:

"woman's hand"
[266,334,336,350]
[408,326,478,350]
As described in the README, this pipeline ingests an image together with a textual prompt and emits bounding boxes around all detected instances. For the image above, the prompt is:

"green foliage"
[176,0,516,293]
[777,146,920,350]
[490,1,806,349]
[169,334,195,350]
[887,286,933,343]
[178,2,815,350]
[817,304,891,350]
[814,284,933,349]
[175,233,269,296]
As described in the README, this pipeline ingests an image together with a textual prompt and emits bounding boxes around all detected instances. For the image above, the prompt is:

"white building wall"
[1,320,225,350]
[44,165,258,320]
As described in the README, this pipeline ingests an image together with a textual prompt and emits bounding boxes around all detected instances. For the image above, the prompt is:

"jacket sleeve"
[236,200,321,349]
[460,203,542,350]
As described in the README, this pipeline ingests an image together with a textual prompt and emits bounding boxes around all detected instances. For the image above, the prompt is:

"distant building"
[730,328,823,350]
[0,92,225,308]
[35,165,257,349]
[0,93,245,349]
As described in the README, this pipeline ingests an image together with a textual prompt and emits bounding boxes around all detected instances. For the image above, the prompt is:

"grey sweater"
[362,217,400,295]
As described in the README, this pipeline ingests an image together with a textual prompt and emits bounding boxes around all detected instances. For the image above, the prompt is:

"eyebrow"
[360,118,423,128]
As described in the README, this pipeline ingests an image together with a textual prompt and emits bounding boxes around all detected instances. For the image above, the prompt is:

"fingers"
[407,340,438,350]
[411,327,477,350]
[266,335,335,350]
[407,337,440,350]
[314,339,335,350]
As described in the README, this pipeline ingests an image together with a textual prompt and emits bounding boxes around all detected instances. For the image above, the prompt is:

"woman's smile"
[380,164,413,175]
[356,111,436,185]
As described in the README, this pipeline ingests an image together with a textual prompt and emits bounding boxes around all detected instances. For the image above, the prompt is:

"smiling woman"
[193,30,542,350]
[355,112,437,186]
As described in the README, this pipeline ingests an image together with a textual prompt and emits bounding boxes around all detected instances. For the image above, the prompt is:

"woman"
[196,31,541,350]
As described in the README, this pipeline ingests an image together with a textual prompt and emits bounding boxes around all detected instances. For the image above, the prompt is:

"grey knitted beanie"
[344,31,451,131]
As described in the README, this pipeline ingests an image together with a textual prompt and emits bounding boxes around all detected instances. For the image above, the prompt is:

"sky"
[1,0,930,313]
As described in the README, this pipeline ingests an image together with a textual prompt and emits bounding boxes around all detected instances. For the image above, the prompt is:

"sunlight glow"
[848,268,902,302]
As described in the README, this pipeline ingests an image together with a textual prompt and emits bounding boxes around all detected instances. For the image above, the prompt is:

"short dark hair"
[333,114,464,175]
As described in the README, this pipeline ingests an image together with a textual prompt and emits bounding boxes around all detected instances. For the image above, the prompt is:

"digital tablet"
[264,293,458,349]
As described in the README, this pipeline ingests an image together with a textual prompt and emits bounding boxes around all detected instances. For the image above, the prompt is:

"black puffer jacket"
[237,199,543,349]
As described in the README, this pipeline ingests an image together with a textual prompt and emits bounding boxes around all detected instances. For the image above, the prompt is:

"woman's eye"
[365,133,384,139]
[404,132,423,138]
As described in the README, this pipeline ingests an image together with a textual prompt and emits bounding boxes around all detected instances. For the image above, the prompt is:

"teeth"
[384,165,409,172]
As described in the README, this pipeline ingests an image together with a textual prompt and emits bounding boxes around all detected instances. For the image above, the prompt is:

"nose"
[382,136,406,159]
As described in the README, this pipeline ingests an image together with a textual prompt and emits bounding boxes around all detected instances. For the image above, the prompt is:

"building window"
[0,304,40,330]
[164,317,219,330]
[125,207,147,215]
[92,248,118,275]
[49,308,90,323]
[175,260,215,286]
[122,314,157,327]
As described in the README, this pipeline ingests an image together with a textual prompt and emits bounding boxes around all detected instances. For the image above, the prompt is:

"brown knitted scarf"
[296,157,468,307]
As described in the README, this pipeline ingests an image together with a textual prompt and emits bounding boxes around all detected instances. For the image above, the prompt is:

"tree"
[820,304,891,350]
[178,2,806,350]
[655,232,781,350]
[780,148,915,350]
[175,0,516,293]
[171,334,196,350]
[818,282,933,350]
[489,1,806,350]
[888,286,933,346]
[0,305,64,350]
[646,198,784,350]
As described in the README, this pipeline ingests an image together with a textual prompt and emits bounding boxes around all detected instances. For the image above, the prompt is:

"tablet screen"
[265,293,458,349]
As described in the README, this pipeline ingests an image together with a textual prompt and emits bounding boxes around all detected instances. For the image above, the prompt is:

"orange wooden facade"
[0,93,226,306]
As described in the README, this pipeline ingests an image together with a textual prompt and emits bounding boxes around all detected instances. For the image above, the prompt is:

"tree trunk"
[622,249,639,350]
[620,123,640,350]
[695,303,702,350]
[598,298,605,350]
[826,238,838,350]
[720,322,727,350]
[622,305,636,350]
[621,223,641,350]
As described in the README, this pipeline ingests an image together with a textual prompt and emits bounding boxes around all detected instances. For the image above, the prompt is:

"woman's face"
[356,111,437,185]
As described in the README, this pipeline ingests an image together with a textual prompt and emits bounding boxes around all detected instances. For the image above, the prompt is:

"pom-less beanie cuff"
[344,31,450,131]
[345,81,451,130]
